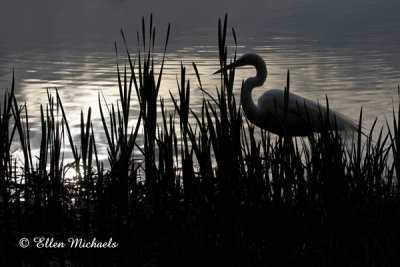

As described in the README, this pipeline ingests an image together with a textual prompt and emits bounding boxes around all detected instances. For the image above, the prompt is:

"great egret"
[215,53,357,136]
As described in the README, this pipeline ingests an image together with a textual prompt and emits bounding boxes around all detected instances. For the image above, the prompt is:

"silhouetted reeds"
[1,15,400,266]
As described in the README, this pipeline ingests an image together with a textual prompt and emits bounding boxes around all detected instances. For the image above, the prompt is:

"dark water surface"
[1,0,399,163]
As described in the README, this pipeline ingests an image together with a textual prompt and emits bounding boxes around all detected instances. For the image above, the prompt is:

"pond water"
[0,0,399,163]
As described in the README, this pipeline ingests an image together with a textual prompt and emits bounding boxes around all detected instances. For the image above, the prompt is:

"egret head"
[213,53,265,74]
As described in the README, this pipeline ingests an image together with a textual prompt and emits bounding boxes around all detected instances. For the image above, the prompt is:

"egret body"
[215,53,357,136]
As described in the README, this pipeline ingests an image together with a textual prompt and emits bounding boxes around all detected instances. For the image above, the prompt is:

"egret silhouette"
[214,53,357,136]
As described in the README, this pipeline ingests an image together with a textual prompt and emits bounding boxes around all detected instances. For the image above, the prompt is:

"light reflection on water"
[0,39,399,165]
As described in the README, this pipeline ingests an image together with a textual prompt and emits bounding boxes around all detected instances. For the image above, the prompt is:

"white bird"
[215,53,357,136]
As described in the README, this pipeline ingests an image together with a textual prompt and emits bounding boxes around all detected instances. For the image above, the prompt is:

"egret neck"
[241,57,267,127]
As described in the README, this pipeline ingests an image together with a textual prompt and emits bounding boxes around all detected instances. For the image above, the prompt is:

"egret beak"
[213,61,239,75]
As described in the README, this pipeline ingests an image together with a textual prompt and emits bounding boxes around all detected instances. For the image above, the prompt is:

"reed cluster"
[1,15,399,266]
